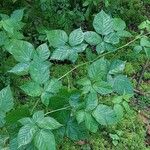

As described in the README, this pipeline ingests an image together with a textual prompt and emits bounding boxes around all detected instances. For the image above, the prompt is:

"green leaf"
[105,42,116,52]
[86,48,97,61]
[34,129,56,150]
[0,113,6,127]
[96,42,116,54]
[77,78,93,94]
[5,39,34,62]
[116,30,132,37]
[122,94,133,102]
[84,31,102,45]
[36,43,50,61]
[122,101,131,113]
[69,93,81,109]
[72,43,88,53]
[104,32,120,44]
[134,45,143,53]
[51,45,85,63]
[44,79,62,94]
[140,37,150,47]
[8,62,30,75]
[37,117,62,130]
[85,93,98,111]
[138,20,150,31]
[69,28,84,46]
[51,45,70,61]
[20,81,43,97]
[17,124,37,148]
[66,118,88,141]
[76,110,85,124]
[109,59,125,75]
[41,79,62,106]
[0,31,7,46]
[1,19,16,33]
[6,105,30,125]
[68,50,78,63]
[96,42,106,54]
[109,133,120,140]
[32,111,44,123]
[29,60,50,84]
[0,86,14,113]
[92,104,118,125]
[88,58,109,80]
[11,9,24,21]
[113,18,126,31]
[113,75,134,95]
[112,96,123,104]
[85,112,99,133]
[41,92,53,106]
[144,47,150,58]
[46,30,68,48]
[93,10,113,35]
[19,118,34,126]
[93,81,113,95]
[114,104,124,119]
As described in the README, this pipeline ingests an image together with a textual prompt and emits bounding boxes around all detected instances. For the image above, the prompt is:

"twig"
[58,33,150,81]
[134,89,150,96]
[45,106,71,116]
[136,59,149,89]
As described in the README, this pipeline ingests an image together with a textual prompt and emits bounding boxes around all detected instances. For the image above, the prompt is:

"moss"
[108,0,148,30]
[144,72,150,80]
[60,112,148,149]
[125,62,136,76]
[140,82,150,92]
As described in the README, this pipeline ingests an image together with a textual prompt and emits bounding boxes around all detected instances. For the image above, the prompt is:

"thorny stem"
[45,106,71,116]
[58,32,150,81]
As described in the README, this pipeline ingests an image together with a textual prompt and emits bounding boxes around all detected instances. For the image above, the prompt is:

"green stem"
[45,106,71,116]
[58,33,149,81]
[31,99,40,114]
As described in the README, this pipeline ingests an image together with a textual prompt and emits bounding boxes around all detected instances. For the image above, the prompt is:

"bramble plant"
[0,9,150,150]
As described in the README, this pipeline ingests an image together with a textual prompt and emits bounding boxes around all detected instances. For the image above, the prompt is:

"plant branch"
[134,89,150,96]
[45,106,71,116]
[58,33,150,81]
[136,59,149,89]
[31,99,40,114]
